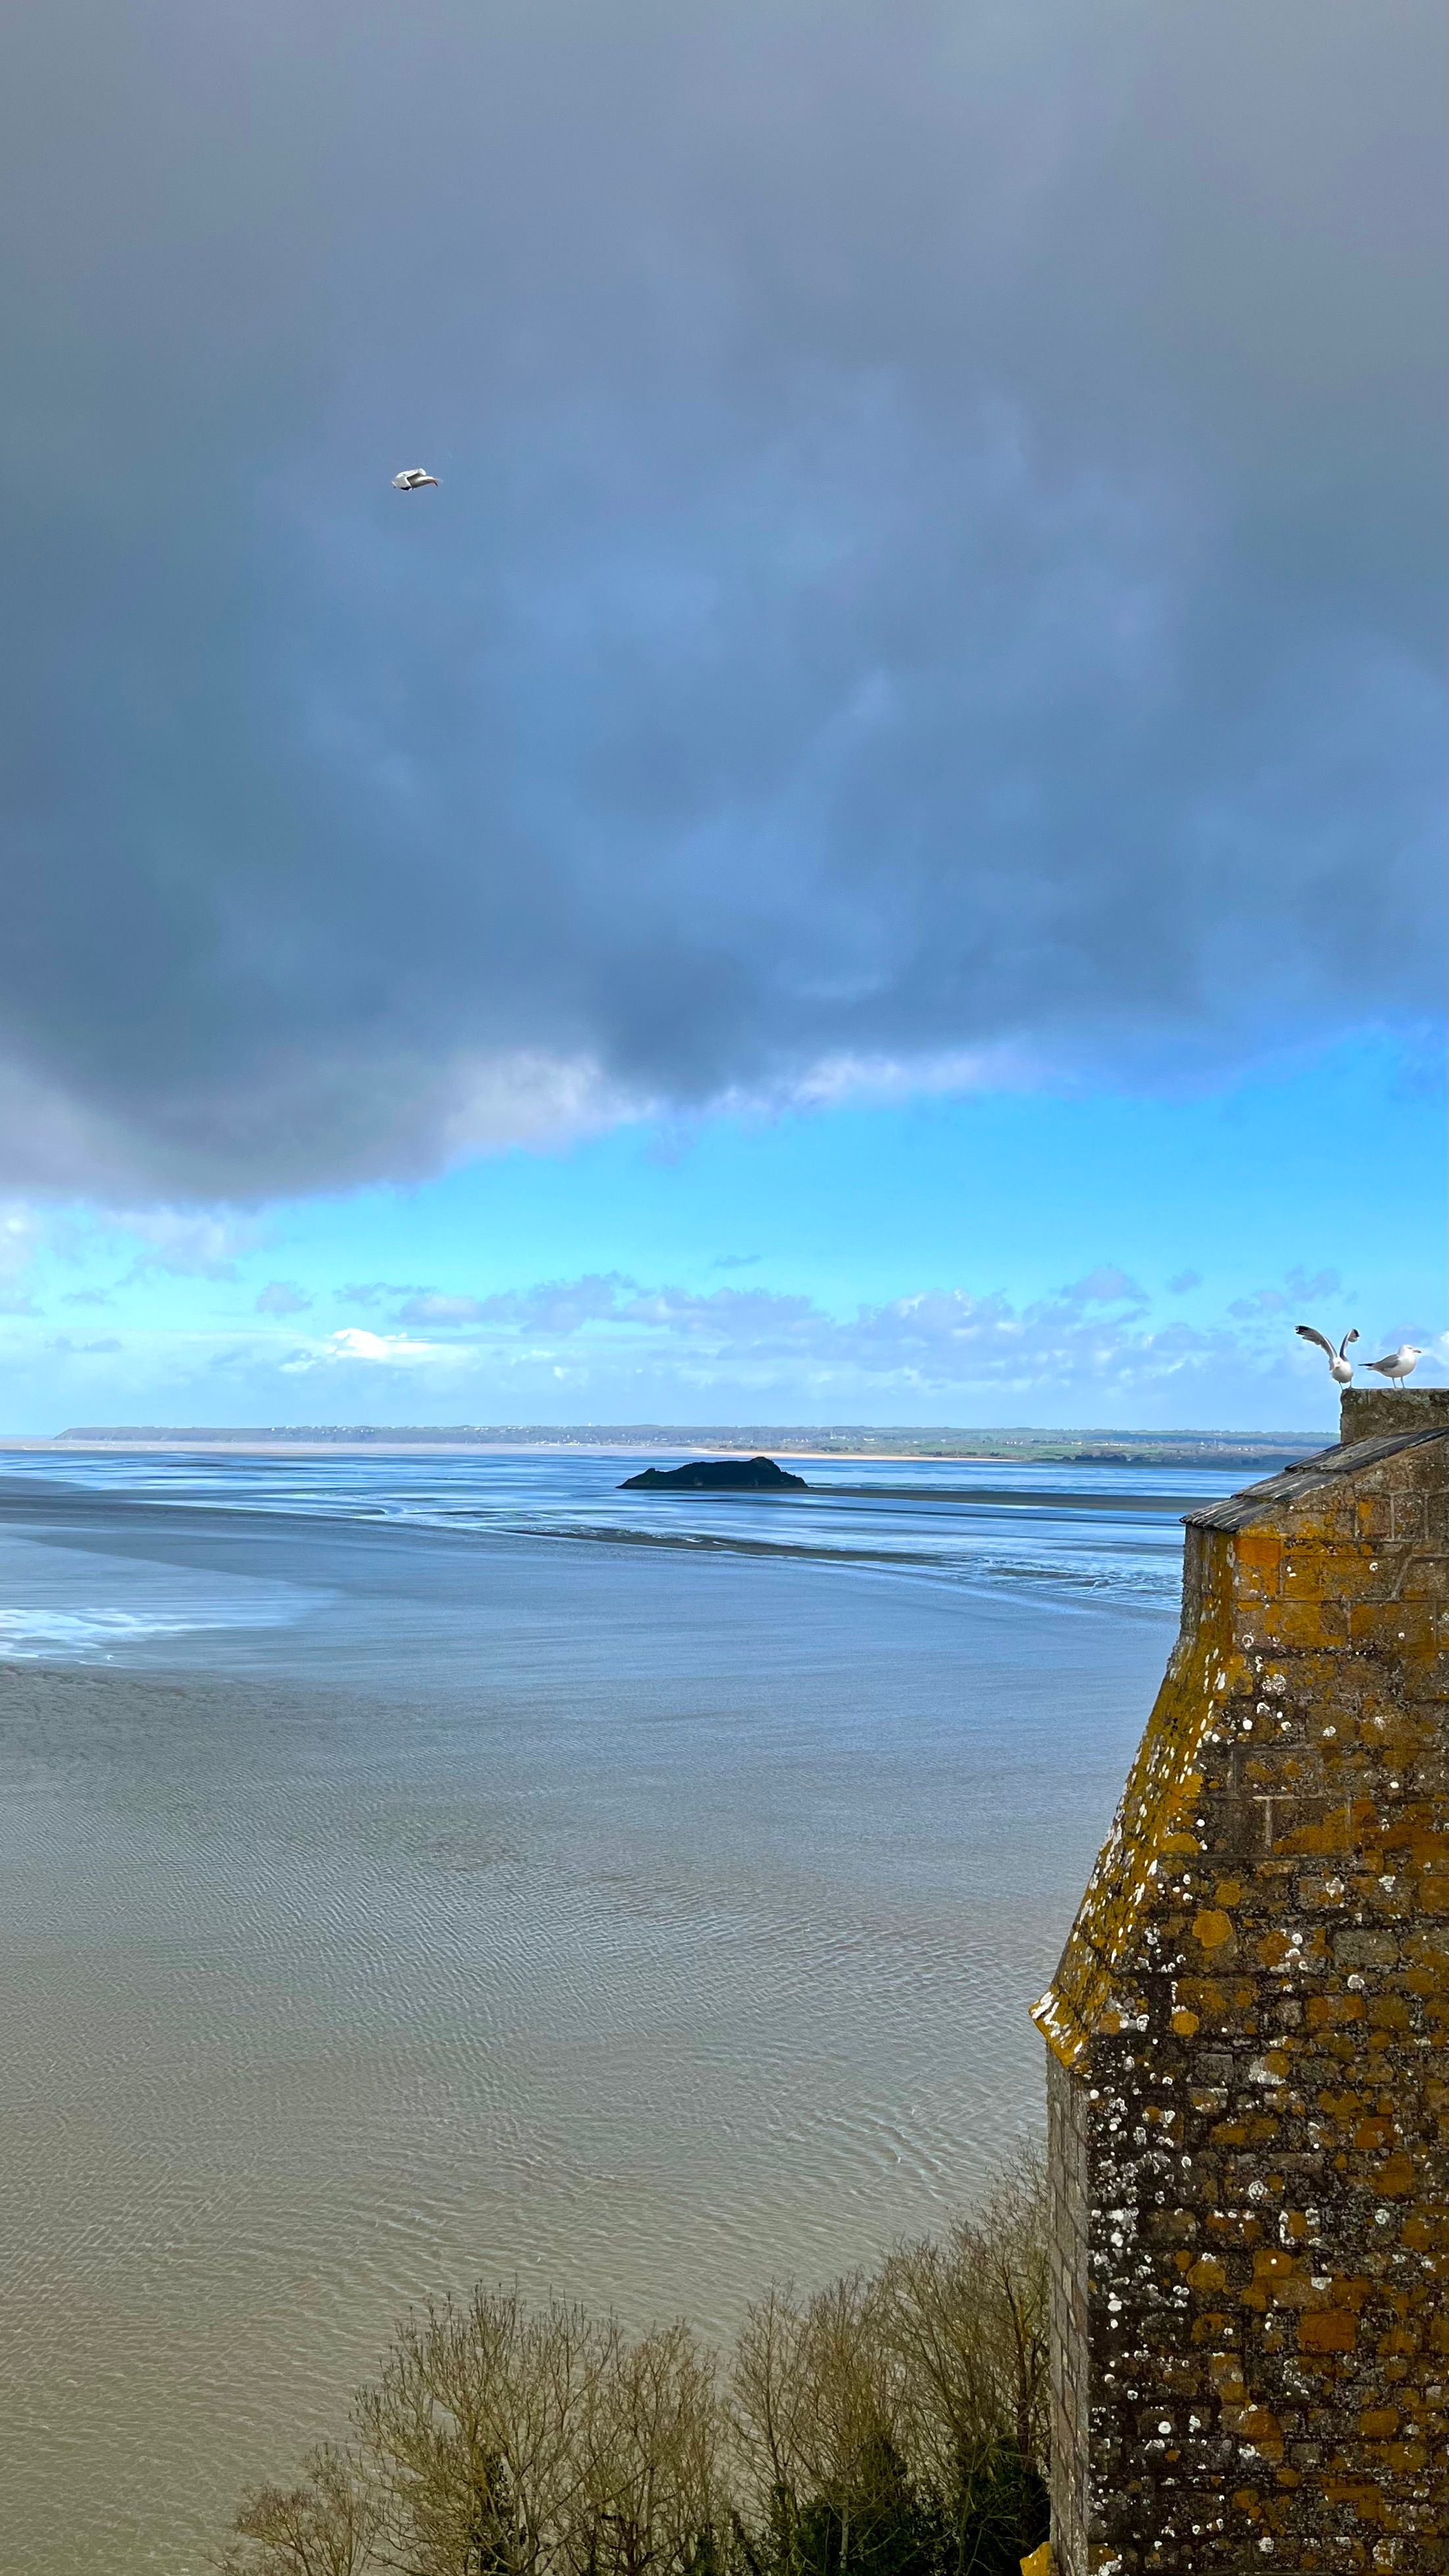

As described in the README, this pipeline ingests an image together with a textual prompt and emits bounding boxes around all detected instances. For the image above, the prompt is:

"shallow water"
[0,1447,1239,2574]
[0,1441,1233,1652]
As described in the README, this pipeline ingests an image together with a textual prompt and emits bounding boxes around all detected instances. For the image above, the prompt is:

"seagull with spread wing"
[1363,1345,1423,1388]
[1295,1324,1359,1385]
[391,468,439,491]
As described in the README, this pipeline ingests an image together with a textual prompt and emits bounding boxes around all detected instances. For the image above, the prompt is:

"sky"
[0,0,1443,1434]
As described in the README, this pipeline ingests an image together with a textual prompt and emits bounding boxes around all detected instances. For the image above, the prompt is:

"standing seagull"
[1363,1345,1423,1388]
[1295,1324,1359,1385]
[391,468,439,491]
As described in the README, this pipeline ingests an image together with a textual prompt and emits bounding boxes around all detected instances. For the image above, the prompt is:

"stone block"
[1340,1389,1448,1444]
[1032,1414,1446,2573]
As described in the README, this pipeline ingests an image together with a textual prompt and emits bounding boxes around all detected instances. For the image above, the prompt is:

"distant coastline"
[31,1422,1324,1471]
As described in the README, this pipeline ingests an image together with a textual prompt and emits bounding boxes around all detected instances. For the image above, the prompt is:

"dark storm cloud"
[1,0,1442,1201]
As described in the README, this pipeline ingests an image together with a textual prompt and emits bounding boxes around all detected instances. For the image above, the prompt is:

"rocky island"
[618,1455,808,1491]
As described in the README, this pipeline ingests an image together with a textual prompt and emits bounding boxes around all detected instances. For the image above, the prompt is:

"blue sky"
[9,1035,1442,1434]
[0,1,1442,1434]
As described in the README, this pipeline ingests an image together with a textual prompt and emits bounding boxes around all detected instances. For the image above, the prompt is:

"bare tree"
[224,2443,381,2576]
[874,2146,1050,2569]
[877,2148,1048,2479]
[570,2320,721,2576]
[731,2273,916,2576]
[356,2294,614,2576]
[225,2150,1049,2576]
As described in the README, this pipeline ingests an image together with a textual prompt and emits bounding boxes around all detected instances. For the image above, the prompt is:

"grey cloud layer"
[1,0,1442,1199]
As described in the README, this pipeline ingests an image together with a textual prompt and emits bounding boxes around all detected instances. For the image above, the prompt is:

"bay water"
[0,1445,1242,2573]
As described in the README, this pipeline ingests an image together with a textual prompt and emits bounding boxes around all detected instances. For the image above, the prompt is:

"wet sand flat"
[0,1477,1175,2575]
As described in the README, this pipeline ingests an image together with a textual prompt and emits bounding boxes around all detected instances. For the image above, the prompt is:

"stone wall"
[1033,1389,1447,2573]
[1046,2048,1093,2576]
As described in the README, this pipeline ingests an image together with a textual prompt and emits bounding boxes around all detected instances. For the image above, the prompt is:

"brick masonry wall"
[1033,1394,1448,2574]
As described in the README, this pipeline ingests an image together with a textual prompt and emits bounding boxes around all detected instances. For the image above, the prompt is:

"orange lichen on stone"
[1373,2154,1416,2196]
[1037,1397,1447,2576]
[1237,1530,1283,1574]
[1300,2311,1360,2352]
[1030,1550,1237,2068]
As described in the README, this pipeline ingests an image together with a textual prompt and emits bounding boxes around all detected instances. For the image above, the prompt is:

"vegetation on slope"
[224,2152,1049,2576]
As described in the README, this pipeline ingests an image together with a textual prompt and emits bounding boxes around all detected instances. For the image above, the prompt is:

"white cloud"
[0,1202,43,1306]
[246,1267,1426,1410]
[393,1293,491,1327]
[1060,1267,1146,1307]
[112,1208,267,1280]
[1230,1266,1343,1323]
[255,1280,312,1316]
[405,1276,643,1335]
[280,1327,454,1372]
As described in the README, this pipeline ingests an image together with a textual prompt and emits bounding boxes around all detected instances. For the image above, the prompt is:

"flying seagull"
[1363,1345,1423,1387]
[391,468,439,491]
[1295,1324,1358,1385]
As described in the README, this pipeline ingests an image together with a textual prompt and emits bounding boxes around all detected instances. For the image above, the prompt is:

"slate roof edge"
[1185,1424,1449,1533]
